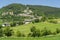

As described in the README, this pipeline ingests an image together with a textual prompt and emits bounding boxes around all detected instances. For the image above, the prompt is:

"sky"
[0,0,60,8]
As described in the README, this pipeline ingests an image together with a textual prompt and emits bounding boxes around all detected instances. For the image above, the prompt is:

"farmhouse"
[2,22,10,27]
[23,19,33,24]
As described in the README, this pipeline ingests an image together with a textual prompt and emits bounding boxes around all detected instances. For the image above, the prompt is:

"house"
[23,7,33,15]
[2,11,14,16]
[2,22,10,27]
[23,19,32,24]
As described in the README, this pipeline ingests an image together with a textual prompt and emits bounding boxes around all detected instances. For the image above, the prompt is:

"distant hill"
[0,3,60,22]
[0,3,60,18]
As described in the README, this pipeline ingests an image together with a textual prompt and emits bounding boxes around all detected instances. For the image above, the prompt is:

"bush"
[16,31,25,37]
[0,25,4,37]
[34,18,40,23]
[29,26,40,37]
[31,29,40,37]
[52,32,57,35]
[0,29,3,37]
[49,20,58,24]
[17,21,23,25]
[42,27,52,36]
[10,22,16,27]
[41,16,46,22]
[56,28,60,33]
[30,26,36,32]
[0,25,2,28]
[4,27,13,37]
[28,32,32,37]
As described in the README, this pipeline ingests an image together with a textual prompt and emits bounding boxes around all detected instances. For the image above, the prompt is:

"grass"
[1,35,60,40]
[2,22,60,40]
[12,22,60,35]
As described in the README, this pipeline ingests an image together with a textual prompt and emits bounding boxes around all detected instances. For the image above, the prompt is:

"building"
[23,19,33,24]
[18,7,33,16]
[2,22,10,27]
[2,11,14,16]
[23,7,33,15]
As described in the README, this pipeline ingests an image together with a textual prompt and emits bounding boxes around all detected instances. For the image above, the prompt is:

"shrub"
[18,21,23,25]
[52,32,57,35]
[29,26,40,37]
[49,20,58,24]
[0,29,3,37]
[32,21,35,24]
[30,26,36,32]
[4,27,13,37]
[10,22,16,27]
[41,16,46,22]
[34,18,40,23]
[56,28,60,33]
[0,25,2,28]
[28,32,32,37]
[42,27,52,36]
[16,31,25,37]
[31,29,40,37]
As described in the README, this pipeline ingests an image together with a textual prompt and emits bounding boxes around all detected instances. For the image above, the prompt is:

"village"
[1,7,42,27]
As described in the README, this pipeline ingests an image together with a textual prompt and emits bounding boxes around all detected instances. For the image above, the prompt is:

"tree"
[34,18,40,23]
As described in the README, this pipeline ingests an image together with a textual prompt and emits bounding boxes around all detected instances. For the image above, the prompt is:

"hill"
[0,3,60,23]
[0,3,60,18]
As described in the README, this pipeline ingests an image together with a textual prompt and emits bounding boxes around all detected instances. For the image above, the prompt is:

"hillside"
[0,3,60,23]
[0,22,60,40]
[0,3,60,40]
[0,3,60,18]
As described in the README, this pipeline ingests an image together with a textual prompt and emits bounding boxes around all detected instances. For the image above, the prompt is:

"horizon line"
[0,3,60,9]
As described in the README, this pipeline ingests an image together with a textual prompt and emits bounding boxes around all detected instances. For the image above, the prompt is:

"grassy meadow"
[1,21,60,40]
[12,22,60,35]
[1,35,60,40]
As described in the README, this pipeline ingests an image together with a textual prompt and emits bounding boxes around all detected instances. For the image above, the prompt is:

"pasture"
[1,22,60,40]
[0,35,60,40]
[12,22,60,35]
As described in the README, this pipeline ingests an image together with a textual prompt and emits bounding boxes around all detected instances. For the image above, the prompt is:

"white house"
[2,22,10,27]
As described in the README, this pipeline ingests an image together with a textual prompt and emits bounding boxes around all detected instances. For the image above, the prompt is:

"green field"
[12,22,60,35]
[2,22,60,40]
[0,35,60,40]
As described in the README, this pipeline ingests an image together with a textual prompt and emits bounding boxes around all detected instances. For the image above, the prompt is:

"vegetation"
[0,3,60,40]
[28,26,40,37]
[16,30,25,37]
[49,20,58,24]
[41,27,52,36]
[0,3,60,23]
[4,27,13,37]
[0,28,3,37]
